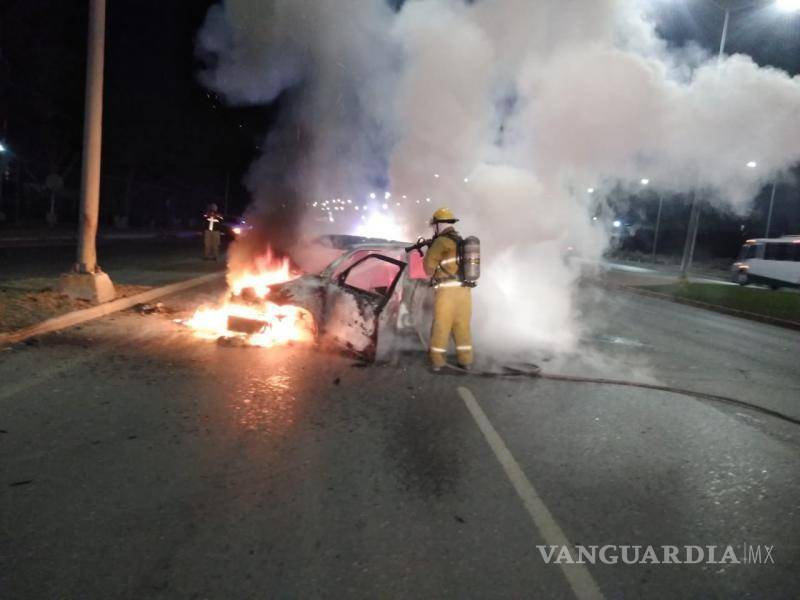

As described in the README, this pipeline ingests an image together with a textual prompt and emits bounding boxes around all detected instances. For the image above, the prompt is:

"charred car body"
[228,236,433,362]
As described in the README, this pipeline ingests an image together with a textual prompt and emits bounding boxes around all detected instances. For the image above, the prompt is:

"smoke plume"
[198,0,800,357]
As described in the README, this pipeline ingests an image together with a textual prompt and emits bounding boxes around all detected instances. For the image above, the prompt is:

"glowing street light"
[776,0,800,12]
[640,178,650,186]
[0,142,6,153]
[587,187,595,194]
[746,160,758,168]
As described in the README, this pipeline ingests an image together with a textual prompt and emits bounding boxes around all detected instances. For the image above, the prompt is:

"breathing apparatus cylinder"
[461,236,480,286]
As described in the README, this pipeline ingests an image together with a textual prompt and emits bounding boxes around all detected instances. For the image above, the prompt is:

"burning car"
[187,236,432,362]
[254,237,431,361]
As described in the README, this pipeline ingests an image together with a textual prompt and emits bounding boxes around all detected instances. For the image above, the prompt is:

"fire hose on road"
[412,325,800,428]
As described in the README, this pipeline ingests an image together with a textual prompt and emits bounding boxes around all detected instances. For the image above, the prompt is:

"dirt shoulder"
[0,241,225,333]
[0,279,151,332]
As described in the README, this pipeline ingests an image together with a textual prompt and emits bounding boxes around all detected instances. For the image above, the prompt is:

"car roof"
[348,242,409,250]
[314,234,410,250]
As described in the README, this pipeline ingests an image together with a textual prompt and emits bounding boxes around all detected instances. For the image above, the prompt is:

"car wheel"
[735,271,748,286]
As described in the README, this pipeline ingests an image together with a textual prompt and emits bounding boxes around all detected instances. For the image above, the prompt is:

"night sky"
[0,0,798,233]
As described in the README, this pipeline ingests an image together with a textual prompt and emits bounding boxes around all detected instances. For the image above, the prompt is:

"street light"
[680,1,797,278]
[776,0,800,11]
[0,142,6,153]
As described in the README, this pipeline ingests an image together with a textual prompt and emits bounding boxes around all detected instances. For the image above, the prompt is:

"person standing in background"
[203,203,223,261]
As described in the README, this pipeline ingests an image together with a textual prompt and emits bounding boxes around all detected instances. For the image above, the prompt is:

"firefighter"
[423,207,473,371]
[203,203,223,261]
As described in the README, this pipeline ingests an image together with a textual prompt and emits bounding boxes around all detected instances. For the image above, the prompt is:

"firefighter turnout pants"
[429,285,473,368]
[204,230,221,260]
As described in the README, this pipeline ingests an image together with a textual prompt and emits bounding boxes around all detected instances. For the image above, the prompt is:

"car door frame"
[322,253,407,361]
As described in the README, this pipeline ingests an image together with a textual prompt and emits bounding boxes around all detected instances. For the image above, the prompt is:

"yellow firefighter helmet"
[431,207,458,225]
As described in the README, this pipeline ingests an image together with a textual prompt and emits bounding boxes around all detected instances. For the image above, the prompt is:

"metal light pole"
[680,191,701,277]
[652,194,664,263]
[765,181,777,237]
[678,1,799,277]
[59,0,115,302]
[718,6,731,59]
[680,2,730,279]
[0,144,6,212]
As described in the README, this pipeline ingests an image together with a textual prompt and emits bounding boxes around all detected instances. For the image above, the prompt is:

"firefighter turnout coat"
[423,227,474,368]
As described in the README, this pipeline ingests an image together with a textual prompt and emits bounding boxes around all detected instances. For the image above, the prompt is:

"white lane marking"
[457,386,604,600]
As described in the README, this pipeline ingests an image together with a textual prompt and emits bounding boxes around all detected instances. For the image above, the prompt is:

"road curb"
[610,282,800,332]
[0,272,224,347]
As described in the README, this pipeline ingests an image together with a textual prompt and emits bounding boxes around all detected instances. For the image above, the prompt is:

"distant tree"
[1,0,87,223]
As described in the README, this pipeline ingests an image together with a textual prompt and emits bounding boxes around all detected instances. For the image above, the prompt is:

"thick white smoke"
[199,0,800,357]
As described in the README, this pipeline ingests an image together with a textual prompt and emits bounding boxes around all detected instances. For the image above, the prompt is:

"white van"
[732,236,800,289]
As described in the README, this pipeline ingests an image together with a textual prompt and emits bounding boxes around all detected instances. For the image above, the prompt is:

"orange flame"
[185,248,315,347]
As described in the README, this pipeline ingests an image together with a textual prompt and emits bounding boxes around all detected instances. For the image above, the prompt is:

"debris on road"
[133,302,168,315]
[185,248,315,348]
[216,336,250,348]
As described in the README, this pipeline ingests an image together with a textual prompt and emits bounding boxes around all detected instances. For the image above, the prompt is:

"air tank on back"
[461,236,480,286]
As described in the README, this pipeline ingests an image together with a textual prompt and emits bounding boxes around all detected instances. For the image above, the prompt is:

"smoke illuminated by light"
[353,211,408,241]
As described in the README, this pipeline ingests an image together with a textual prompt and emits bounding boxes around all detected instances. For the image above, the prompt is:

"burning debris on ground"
[183,247,316,348]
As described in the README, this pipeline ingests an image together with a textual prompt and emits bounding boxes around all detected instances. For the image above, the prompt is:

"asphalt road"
[1,281,798,598]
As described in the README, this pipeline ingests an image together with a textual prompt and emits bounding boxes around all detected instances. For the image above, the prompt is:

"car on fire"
[233,235,433,362]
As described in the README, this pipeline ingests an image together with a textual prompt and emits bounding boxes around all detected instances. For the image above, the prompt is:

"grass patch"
[638,282,800,323]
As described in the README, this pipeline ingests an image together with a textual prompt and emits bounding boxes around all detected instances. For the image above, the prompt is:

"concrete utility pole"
[60,0,115,302]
